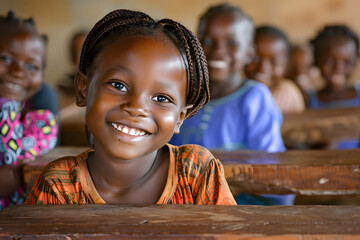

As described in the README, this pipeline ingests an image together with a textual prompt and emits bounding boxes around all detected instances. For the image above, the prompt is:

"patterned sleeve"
[192,151,236,205]
[0,98,58,166]
[24,172,64,204]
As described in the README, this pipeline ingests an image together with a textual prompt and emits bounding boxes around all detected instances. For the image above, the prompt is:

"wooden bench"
[23,147,360,204]
[0,204,359,239]
[282,107,360,149]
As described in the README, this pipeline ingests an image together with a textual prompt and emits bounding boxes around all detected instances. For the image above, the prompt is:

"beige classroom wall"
[2,0,360,92]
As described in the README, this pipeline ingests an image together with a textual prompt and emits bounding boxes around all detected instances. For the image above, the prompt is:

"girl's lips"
[1,81,26,92]
[110,122,147,136]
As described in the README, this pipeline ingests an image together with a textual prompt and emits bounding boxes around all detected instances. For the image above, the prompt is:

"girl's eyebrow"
[155,79,181,95]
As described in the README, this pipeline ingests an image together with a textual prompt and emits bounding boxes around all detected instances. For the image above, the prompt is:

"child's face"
[245,34,288,88]
[291,46,313,74]
[0,27,45,102]
[76,35,190,160]
[198,14,251,83]
[317,37,357,90]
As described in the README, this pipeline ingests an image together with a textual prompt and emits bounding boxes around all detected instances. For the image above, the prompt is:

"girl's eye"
[25,63,40,71]
[152,95,171,103]
[227,39,238,47]
[111,82,127,92]
[0,55,12,65]
[202,38,212,46]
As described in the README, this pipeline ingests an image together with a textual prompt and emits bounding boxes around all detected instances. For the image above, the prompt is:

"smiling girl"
[25,9,235,205]
[0,11,58,209]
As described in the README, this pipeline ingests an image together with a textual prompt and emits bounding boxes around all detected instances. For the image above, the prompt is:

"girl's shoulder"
[169,144,217,169]
[40,149,92,180]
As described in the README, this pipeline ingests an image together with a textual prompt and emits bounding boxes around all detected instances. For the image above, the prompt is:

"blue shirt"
[170,80,285,153]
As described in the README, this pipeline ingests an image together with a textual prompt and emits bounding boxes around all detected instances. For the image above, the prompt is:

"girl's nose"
[334,60,345,72]
[9,61,26,78]
[212,40,227,56]
[258,59,271,73]
[121,95,149,118]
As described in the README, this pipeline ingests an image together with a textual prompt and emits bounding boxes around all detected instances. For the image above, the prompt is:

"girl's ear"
[74,71,89,107]
[174,105,193,134]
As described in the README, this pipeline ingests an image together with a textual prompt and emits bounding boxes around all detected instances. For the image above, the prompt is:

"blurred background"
[2,0,360,96]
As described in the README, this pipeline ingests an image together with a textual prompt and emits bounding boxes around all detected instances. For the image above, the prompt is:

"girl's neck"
[210,74,244,100]
[87,144,160,200]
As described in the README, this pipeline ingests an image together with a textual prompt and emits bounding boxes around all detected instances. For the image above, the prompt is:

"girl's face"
[316,37,357,90]
[76,35,190,160]
[0,28,45,102]
[198,14,251,83]
[245,34,288,88]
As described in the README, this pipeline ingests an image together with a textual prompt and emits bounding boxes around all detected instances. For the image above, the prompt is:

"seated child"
[287,43,323,95]
[0,11,58,209]
[308,25,360,149]
[25,9,236,205]
[245,25,305,113]
[309,25,360,109]
[170,3,294,205]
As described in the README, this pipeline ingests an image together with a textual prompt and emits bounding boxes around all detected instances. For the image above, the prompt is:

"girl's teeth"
[208,60,227,69]
[122,127,129,134]
[111,122,146,136]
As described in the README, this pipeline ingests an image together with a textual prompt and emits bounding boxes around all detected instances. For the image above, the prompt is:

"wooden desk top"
[1,204,359,239]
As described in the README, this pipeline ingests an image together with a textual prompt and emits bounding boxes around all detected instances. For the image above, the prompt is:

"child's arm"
[0,98,58,163]
[245,85,286,152]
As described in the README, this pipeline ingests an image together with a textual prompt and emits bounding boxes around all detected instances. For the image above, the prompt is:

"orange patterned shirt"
[25,144,236,205]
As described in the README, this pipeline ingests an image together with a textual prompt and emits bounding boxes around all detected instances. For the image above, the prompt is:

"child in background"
[25,9,235,205]
[170,3,294,205]
[287,43,323,95]
[309,25,360,109]
[309,25,360,149]
[245,25,305,113]
[0,11,58,209]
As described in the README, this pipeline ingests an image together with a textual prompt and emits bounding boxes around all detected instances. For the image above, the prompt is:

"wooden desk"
[213,148,360,196]
[23,147,360,199]
[0,204,359,239]
[282,107,360,149]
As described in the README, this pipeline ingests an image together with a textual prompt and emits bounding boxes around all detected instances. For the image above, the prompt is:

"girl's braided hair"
[79,9,210,119]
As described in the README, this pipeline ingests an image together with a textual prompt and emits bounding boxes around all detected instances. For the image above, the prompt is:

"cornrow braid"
[0,11,48,44]
[310,25,360,65]
[159,18,209,118]
[79,9,210,119]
